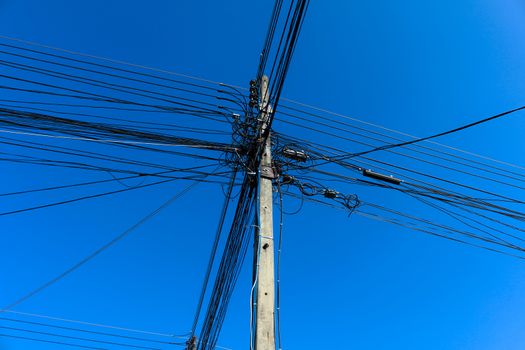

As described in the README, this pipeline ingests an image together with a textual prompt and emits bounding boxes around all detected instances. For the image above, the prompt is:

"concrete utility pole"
[255,75,276,350]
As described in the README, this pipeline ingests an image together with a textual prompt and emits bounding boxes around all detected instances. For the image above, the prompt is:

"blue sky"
[1,1,525,349]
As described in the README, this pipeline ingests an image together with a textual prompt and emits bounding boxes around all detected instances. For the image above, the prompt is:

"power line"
[3,310,184,338]
[279,98,525,172]
[3,6,524,350]
[0,172,231,217]
[284,191,525,259]
[0,34,232,88]
[0,165,216,197]
[276,116,525,191]
[191,169,239,336]
[334,104,525,160]
[1,311,233,350]
[0,317,180,346]
[279,133,525,204]
[0,332,106,350]
[0,325,166,350]
[277,106,525,184]
[1,178,206,311]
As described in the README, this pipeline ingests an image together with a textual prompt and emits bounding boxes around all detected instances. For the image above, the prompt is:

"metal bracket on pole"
[261,165,277,179]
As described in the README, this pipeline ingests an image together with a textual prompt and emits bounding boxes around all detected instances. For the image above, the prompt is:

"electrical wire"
[190,169,239,337]
[0,325,165,350]
[334,105,525,160]
[0,332,107,350]
[3,310,184,338]
[1,177,207,312]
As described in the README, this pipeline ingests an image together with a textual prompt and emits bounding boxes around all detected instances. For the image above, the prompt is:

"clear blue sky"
[1,1,525,349]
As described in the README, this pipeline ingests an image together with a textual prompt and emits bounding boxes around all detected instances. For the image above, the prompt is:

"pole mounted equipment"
[249,80,259,108]
[282,147,308,162]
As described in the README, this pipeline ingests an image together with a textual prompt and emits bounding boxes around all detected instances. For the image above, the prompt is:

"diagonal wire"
[190,168,238,336]
[0,176,208,312]
[335,105,525,161]
[0,332,106,350]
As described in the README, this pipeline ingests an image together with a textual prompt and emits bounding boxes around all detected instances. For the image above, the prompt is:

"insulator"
[282,147,308,162]
[362,169,402,185]
[323,189,338,199]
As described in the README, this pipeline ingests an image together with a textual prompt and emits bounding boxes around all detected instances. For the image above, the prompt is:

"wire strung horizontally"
[279,97,525,173]
[277,105,525,185]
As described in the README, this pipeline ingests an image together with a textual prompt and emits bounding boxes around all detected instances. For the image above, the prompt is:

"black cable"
[277,107,525,184]
[0,317,181,346]
[0,165,217,197]
[0,75,234,125]
[279,103,525,182]
[0,103,230,135]
[277,116,525,191]
[0,58,224,114]
[190,168,238,336]
[335,104,525,160]
[0,46,220,100]
[0,39,222,93]
[285,191,525,259]
[197,173,258,350]
[0,107,235,152]
[1,177,207,311]
[0,175,177,217]
[280,133,525,205]
[0,325,162,350]
[0,332,106,350]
